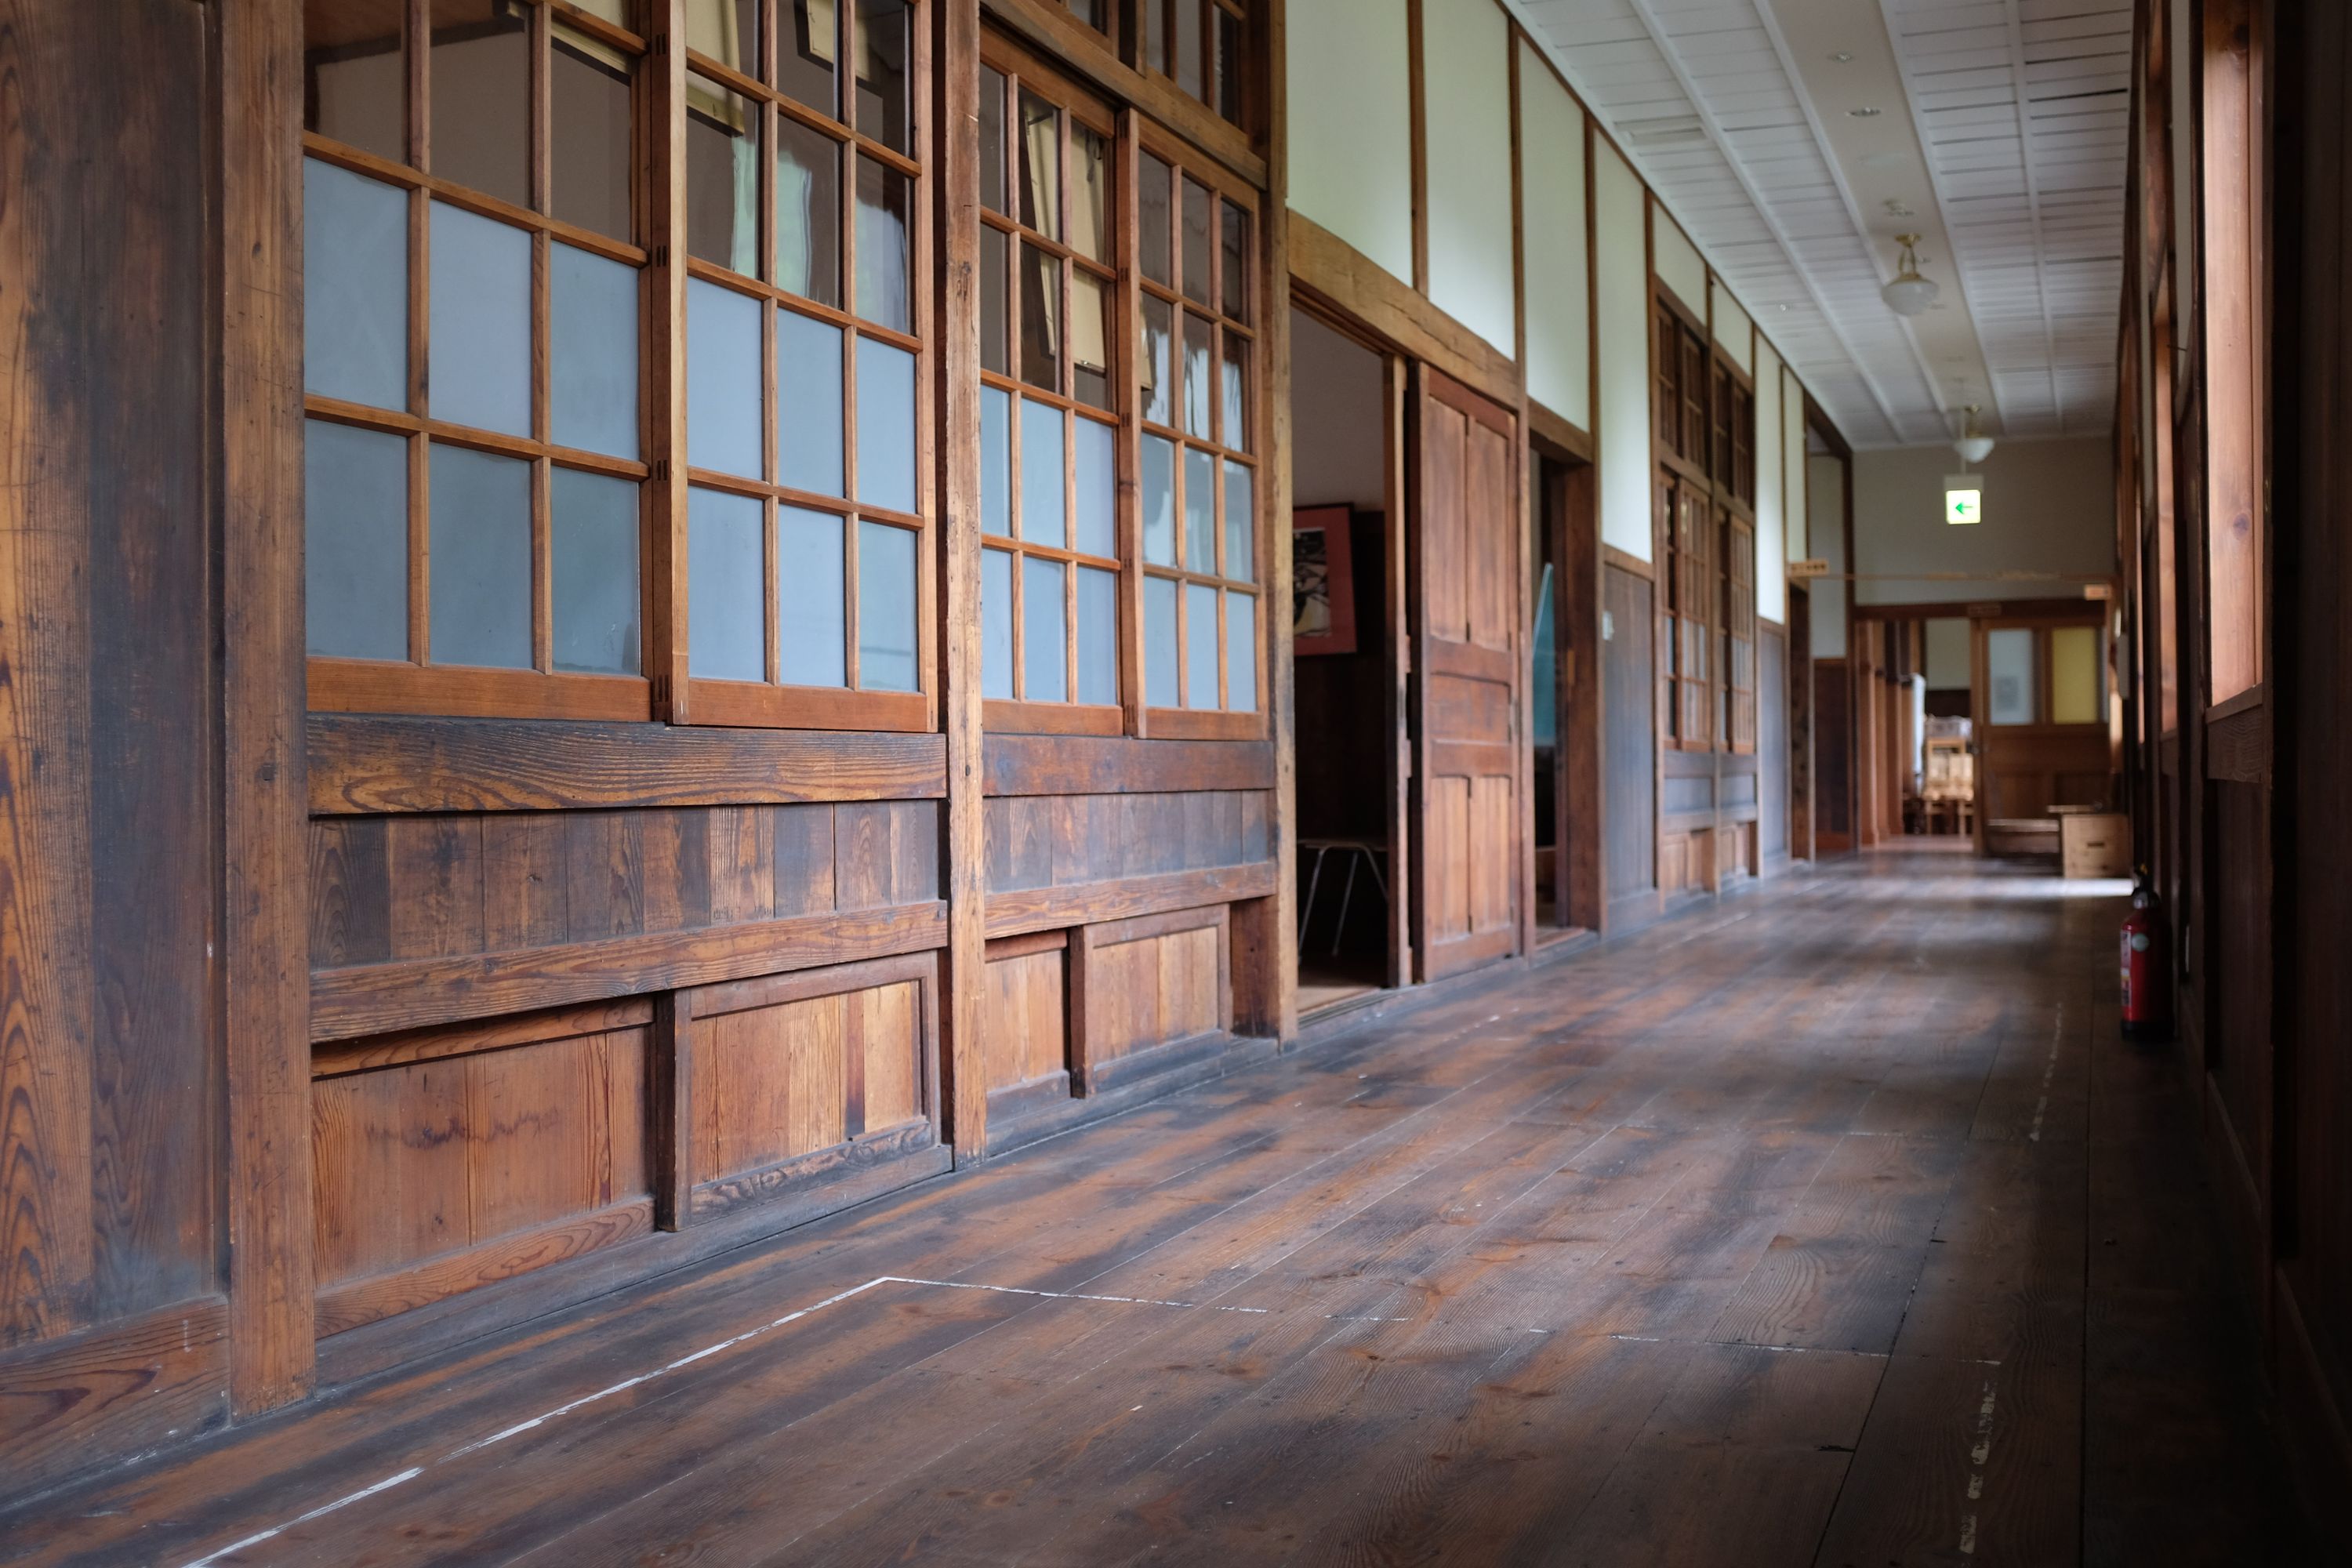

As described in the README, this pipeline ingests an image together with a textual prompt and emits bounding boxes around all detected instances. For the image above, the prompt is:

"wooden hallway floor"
[3,854,2327,1566]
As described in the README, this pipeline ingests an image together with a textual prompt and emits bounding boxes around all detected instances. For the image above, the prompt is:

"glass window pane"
[688,485,765,681]
[1142,296,1173,427]
[982,547,1014,699]
[1022,557,1068,702]
[1183,580,1218,707]
[551,466,641,674]
[1143,0,1167,74]
[1217,7,1242,123]
[304,419,408,660]
[687,278,763,477]
[1174,0,1203,100]
[687,75,760,275]
[781,0,837,116]
[1074,416,1116,558]
[1139,154,1174,289]
[551,27,632,240]
[855,156,912,332]
[775,118,842,306]
[1142,434,1176,565]
[303,158,408,409]
[981,385,1013,537]
[1227,591,1255,711]
[1018,92,1060,240]
[686,0,757,75]
[980,226,1009,376]
[1223,459,1254,583]
[1183,446,1214,570]
[303,3,403,162]
[1220,332,1250,452]
[1181,176,1212,306]
[1182,313,1213,438]
[858,520,919,691]
[1221,201,1250,321]
[1071,124,1109,263]
[1987,628,2035,726]
[428,442,532,669]
[855,336,917,514]
[1019,398,1066,548]
[1145,575,1178,706]
[1076,566,1118,706]
[778,506,847,686]
[1020,242,1062,393]
[551,244,640,459]
[853,0,910,153]
[429,201,532,437]
[778,308,846,495]
[2051,626,2100,725]
[1072,270,1112,412]
[979,67,1007,216]
[429,1,527,206]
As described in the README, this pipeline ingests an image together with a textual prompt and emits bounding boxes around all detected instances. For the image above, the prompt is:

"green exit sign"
[1944,477,1984,525]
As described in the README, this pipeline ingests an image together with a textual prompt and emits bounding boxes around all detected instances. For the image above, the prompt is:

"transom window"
[1657,474,1712,750]
[1139,0,1250,126]
[681,0,930,731]
[976,53,1123,731]
[300,0,649,719]
[1138,132,1261,735]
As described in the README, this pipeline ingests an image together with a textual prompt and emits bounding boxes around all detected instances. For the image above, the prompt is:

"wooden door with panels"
[1972,614,2115,851]
[1410,368,1523,981]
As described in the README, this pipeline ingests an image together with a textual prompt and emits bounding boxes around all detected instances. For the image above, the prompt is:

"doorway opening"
[1289,306,1399,1016]
[1532,448,1597,940]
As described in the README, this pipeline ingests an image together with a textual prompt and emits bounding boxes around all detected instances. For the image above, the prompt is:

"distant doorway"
[1531,448,1597,937]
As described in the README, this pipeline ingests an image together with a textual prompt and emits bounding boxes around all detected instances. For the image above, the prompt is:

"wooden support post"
[1262,0,1298,1039]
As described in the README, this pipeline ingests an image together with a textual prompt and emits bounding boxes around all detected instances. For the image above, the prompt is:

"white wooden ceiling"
[1506,0,2132,448]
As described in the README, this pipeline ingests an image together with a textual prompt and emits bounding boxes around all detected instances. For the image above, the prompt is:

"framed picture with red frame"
[1291,506,1357,656]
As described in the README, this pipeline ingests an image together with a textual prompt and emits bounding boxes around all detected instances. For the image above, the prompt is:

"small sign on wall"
[1789,558,1831,579]
[1944,475,1984,525]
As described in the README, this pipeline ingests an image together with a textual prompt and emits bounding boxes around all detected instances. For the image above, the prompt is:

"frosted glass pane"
[1222,459,1254,583]
[1184,446,1215,571]
[1141,296,1173,426]
[428,201,532,437]
[1145,575,1178,707]
[775,117,841,307]
[2051,626,2100,725]
[981,385,1012,536]
[982,547,1015,699]
[1020,399,1065,547]
[856,337,917,514]
[858,521,919,691]
[428,443,532,669]
[1074,416,1116,557]
[1227,591,1256,712]
[1142,435,1175,565]
[1987,628,2035,726]
[779,309,845,495]
[303,159,407,409]
[687,278,762,477]
[1076,565,1117,706]
[689,485,765,681]
[304,419,408,660]
[1023,557,1067,702]
[1184,582,1219,707]
[551,244,640,459]
[551,467,641,673]
[777,506,846,687]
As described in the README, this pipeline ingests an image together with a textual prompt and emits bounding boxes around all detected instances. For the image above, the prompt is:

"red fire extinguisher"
[2121,868,2172,1042]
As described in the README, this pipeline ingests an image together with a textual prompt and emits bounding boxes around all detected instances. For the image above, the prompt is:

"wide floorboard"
[2,853,2325,1566]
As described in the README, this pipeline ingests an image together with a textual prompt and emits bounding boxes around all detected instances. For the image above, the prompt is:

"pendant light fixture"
[1952,404,1994,466]
[1881,233,1940,317]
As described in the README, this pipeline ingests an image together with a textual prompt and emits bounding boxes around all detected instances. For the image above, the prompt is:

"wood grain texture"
[3,854,2325,1557]
[982,863,1278,940]
[307,716,949,813]
[981,735,1276,797]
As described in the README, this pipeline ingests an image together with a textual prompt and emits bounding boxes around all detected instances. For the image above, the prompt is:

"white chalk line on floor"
[178,1274,1404,1568]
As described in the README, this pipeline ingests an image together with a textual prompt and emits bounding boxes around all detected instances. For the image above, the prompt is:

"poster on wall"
[1292,506,1358,656]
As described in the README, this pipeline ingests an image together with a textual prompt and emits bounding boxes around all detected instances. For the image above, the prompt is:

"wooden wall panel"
[982,943,1069,1092]
[982,790,1269,893]
[1079,912,1229,1073]
[1602,565,1657,900]
[1814,659,1853,844]
[0,0,222,1391]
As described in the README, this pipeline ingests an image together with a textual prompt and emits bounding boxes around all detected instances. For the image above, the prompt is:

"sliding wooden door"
[1410,368,1523,980]
[1973,615,2114,848]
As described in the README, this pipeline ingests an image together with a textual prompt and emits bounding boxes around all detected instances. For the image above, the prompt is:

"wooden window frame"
[1135,117,1266,741]
[303,0,656,723]
[1135,0,1252,130]
[2198,0,2265,712]
[1722,506,1755,753]
[679,0,937,734]
[977,38,1127,736]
